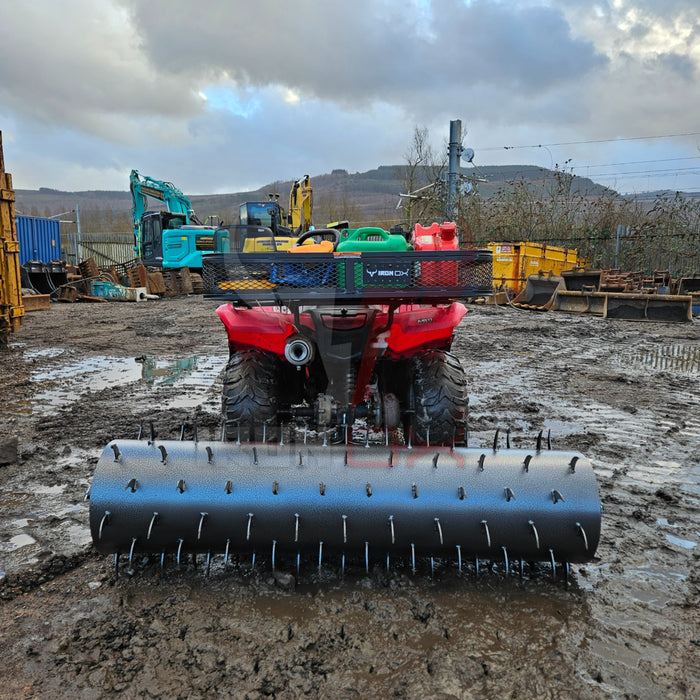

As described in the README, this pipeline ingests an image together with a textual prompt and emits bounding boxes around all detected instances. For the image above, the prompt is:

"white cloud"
[0,0,697,193]
[283,89,301,106]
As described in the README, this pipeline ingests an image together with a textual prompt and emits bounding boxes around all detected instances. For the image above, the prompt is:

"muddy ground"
[0,296,698,699]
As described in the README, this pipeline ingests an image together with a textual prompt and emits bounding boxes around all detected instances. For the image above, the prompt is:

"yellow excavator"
[220,175,314,253]
[0,132,24,344]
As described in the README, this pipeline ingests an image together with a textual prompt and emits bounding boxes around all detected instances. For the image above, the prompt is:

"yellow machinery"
[235,176,313,252]
[239,232,299,253]
[288,174,312,233]
[0,132,24,343]
[488,242,584,296]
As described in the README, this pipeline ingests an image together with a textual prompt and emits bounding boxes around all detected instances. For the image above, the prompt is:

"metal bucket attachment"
[562,269,602,292]
[604,293,692,322]
[90,440,601,575]
[551,290,606,316]
[676,276,700,316]
[511,273,565,311]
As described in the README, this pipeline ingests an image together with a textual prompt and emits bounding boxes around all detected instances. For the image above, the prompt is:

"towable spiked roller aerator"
[89,223,601,578]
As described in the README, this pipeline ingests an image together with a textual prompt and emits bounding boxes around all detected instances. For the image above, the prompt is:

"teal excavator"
[130,170,218,271]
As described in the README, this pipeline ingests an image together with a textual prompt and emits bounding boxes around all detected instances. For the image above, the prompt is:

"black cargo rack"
[203,249,493,306]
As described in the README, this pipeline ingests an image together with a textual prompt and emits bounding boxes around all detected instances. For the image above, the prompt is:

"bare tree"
[398,126,445,229]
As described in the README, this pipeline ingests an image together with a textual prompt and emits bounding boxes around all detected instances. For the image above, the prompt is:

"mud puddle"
[0,483,91,573]
[27,353,228,415]
[0,442,96,575]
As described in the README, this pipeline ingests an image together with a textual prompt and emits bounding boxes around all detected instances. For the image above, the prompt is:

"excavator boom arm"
[288,175,312,233]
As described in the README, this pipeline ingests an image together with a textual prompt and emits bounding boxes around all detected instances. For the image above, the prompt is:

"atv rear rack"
[202,250,493,306]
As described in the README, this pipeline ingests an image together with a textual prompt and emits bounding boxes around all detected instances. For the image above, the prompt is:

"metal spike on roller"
[90,440,601,572]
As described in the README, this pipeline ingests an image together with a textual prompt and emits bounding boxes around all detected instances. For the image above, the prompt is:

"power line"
[448,166,697,186]
[480,132,700,151]
[456,162,700,184]
[588,167,700,179]
[584,166,700,176]
[571,156,700,169]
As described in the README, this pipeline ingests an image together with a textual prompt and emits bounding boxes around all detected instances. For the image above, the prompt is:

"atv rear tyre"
[408,350,468,446]
[222,349,281,442]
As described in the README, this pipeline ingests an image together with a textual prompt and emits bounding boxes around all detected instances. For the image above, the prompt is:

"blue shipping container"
[16,216,62,265]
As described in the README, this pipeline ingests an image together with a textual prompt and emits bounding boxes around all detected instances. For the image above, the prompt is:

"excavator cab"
[234,201,299,251]
[140,212,186,262]
[139,210,217,269]
[240,202,284,231]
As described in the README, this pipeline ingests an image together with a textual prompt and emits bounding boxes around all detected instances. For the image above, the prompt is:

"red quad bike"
[214,222,480,448]
[89,222,601,580]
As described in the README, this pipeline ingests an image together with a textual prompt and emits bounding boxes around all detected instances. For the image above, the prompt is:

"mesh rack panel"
[203,250,493,306]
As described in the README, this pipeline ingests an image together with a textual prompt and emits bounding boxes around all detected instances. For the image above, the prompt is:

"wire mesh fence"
[594,227,699,276]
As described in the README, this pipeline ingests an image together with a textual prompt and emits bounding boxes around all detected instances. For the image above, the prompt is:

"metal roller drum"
[89,440,601,573]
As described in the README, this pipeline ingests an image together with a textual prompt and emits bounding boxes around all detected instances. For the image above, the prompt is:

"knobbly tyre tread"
[409,350,468,445]
[222,349,281,441]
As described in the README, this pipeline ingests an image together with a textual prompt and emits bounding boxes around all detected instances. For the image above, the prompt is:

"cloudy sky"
[1,0,698,195]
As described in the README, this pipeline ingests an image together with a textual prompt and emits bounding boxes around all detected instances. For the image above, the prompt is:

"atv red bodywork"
[216,302,468,359]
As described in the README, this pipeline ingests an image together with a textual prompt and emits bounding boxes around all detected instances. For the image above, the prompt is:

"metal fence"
[600,227,700,277]
[568,229,698,277]
[62,231,134,267]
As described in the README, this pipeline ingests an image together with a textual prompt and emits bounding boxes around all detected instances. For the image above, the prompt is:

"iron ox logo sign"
[362,262,412,286]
